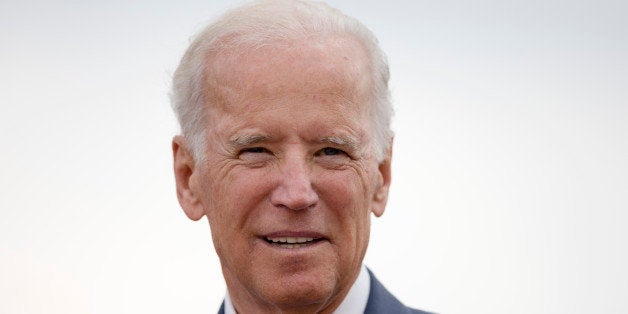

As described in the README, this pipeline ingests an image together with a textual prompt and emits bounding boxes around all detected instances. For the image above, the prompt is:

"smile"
[265,236,322,248]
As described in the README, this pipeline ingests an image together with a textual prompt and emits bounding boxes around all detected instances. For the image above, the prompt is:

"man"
[171,0,431,313]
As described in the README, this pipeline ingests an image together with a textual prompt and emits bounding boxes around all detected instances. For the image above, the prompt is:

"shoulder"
[365,269,435,314]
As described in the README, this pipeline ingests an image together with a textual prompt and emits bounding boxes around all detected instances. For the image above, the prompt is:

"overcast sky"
[1,0,627,313]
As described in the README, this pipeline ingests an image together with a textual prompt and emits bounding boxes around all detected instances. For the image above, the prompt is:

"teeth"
[266,237,315,244]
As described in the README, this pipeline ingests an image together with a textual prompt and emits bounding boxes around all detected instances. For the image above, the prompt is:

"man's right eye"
[238,147,272,165]
[239,147,269,154]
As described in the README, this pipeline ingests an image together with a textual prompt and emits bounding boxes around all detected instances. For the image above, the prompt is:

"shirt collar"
[224,265,371,314]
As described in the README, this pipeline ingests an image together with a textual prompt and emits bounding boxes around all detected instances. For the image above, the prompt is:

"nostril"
[277,203,315,211]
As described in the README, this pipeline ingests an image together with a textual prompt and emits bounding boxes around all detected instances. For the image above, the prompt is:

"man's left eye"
[319,147,344,156]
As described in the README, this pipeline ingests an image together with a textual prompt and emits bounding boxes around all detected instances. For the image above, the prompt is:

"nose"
[270,156,318,211]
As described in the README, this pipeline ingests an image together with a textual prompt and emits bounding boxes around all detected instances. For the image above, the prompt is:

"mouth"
[264,236,325,249]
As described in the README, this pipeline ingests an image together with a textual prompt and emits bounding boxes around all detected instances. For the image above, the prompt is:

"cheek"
[205,168,274,262]
[316,170,373,269]
[316,169,373,225]
[204,167,272,226]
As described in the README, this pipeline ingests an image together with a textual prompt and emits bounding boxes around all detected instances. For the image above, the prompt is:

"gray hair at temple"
[170,0,393,162]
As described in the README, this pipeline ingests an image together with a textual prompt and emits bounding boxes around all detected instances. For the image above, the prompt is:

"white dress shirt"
[224,265,371,314]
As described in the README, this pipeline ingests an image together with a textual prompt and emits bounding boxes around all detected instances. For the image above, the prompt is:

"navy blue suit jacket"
[217,269,432,313]
[364,269,432,314]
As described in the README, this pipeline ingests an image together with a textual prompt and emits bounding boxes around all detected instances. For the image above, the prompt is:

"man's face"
[173,36,391,312]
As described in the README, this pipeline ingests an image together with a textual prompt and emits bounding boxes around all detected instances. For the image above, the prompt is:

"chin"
[265,282,335,310]
[256,266,340,310]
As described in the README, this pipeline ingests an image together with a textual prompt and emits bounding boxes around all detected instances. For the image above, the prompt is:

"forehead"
[203,34,372,114]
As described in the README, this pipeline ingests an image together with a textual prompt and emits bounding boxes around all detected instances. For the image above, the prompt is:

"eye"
[240,147,268,154]
[315,147,351,168]
[238,147,273,166]
[316,147,347,157]
[322,147,342,156]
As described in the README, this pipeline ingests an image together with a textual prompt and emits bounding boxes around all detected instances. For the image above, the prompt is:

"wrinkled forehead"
[202,34,373,112]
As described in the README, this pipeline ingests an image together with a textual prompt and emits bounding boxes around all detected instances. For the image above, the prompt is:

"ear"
[372,141,393,217]
[172,135,205,221]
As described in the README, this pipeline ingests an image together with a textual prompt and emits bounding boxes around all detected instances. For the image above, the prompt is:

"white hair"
[171,0,393,162]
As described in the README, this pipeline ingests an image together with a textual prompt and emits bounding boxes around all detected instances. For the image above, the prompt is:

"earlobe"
[372,142,393,218]
[173,135,205,221]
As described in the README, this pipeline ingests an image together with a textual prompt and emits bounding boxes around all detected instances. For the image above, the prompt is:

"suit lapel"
[364,269,432,314]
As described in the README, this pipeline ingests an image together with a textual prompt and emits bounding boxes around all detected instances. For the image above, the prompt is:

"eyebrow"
[228,134,361,152]
[320,136,360,152]
[228,134,272,148]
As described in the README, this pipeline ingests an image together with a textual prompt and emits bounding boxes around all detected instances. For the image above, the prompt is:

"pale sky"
[1,0,627,313]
